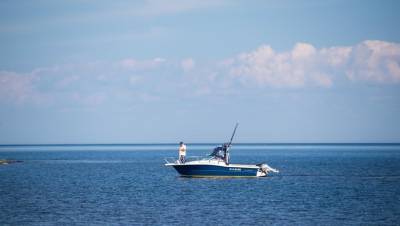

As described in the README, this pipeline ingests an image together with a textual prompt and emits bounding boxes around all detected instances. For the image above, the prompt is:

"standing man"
[223,143,230,165]
[178,142,186,163]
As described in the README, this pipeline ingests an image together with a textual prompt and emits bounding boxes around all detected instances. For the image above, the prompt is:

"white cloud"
[0,71,38,103]
[387,60,400,80]
[0,58,169,106]
[1,40,399,106]
[311,73,333,87]
[181,58,195,72]
[346,40,400,83]
[319,46,352,67]
[291,43,316,60]
[226,40,400,87]
[228,44,331,87]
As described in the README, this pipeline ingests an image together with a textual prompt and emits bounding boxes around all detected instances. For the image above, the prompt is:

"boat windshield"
[210,146,223,158]
[209,144,228,160]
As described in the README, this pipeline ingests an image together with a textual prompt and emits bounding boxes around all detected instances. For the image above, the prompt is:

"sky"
[0,0,400,144]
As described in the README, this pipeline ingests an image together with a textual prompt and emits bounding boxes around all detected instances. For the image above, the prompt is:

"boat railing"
[164,157,177,164]
[164,156,216,164]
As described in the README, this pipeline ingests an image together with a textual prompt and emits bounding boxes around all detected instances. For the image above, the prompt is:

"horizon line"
[1,142,400,147]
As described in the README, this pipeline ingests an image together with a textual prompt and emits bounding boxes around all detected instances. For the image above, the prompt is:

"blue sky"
[1,0,400,144]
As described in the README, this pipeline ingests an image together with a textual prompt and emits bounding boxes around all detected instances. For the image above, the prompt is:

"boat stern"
[256,163,279,176]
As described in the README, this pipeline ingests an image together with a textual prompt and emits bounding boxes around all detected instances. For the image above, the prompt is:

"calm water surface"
[1,144,400,225]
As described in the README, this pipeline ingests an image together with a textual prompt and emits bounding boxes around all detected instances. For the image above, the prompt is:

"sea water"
[1,144,400,225]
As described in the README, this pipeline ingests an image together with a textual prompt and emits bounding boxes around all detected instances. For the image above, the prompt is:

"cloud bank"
[1,40,399,106]
[346,40,400,83]
[225,40,400,88]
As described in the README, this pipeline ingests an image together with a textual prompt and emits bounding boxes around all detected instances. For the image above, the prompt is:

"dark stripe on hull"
[172,164,259,177]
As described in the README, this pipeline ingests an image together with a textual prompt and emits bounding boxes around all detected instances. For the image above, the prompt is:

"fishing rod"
[227,123,239,148]
[223,123,238,165]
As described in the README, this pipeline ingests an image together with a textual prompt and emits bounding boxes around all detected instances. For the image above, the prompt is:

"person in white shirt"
[178,142,186,163]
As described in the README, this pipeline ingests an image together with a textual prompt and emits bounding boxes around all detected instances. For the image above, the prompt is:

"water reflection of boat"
[165,124,279,177]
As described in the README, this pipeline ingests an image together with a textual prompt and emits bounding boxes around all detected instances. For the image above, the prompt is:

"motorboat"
[165,124,279,177]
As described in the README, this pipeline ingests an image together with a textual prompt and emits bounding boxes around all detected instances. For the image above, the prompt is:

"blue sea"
[1,144,400,225]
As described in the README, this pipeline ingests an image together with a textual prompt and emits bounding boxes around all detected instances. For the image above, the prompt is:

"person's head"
[179,142,184,146]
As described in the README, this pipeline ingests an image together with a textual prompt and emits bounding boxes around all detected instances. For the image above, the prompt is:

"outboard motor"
[257,163,279,174]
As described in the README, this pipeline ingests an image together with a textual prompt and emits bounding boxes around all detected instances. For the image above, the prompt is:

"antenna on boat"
[228,123,239,147]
